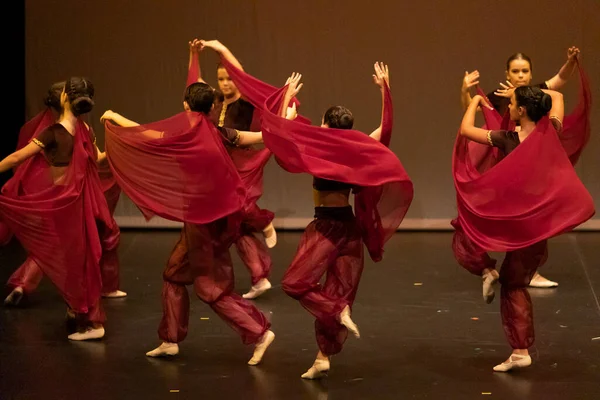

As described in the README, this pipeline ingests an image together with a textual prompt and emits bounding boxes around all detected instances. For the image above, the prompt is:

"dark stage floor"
[1,230,599,400]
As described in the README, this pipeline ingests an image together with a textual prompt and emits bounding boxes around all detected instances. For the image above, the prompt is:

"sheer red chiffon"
[261,84,413,261]
[0,120,114,318]
[104,112,246,224]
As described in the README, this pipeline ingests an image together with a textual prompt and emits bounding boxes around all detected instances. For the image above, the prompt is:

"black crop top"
[313,177,353,191]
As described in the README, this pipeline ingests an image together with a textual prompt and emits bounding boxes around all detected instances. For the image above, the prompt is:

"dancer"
[187,39,275,299]
[460,46,585,288]
[255,64,413,379]
[453,85,595,371]
[101,79,297,363]
[4,82,125,307]
[0,77,116,340]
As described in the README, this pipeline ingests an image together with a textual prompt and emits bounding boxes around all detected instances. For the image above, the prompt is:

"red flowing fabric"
[104,112,246,224]
[452,112,595,252]
[0,120,112,313]
[189,56,277,222]
[261,84,413,261]
[16,109,55,151]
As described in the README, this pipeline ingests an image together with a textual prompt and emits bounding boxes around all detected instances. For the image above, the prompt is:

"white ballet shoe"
[68,327,105,341]
[248,330,275,365]
[528,273,558,288]
[102,290,128,298]
[4,287,24,306]
[262,223,277,248]
[146,342,179,357]
[493,354,532,372]
[301,359,330,380]
[243,279,272,300]
[339,305,360,338]
[482,270,499,304]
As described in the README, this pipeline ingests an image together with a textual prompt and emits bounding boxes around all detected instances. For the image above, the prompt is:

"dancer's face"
[506,59,532,87]
[508,93,522,121]
[217,68,239,98]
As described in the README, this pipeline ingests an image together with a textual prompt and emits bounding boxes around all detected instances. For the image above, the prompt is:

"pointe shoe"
[482,270,499,304]
[301,359,330,379]
[146,342,179,357]
[493,354,532,372]
[102,290,127,298]
[4,287,24,306]
[68,327,105,341]
[262,223,277,249]
[248,330,275,365]
[243,279,272,300]
[339,305,360,338]
[528,273,558,288]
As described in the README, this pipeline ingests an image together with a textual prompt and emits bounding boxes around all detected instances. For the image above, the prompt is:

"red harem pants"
[7,219,121,295]
[452,227,548,349]
[234,203,273,285]
[282,206,364,356]
[158,219,271,344]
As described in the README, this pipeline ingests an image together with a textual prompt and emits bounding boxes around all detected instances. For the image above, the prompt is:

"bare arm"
[0,142,44,173]
[281,72,304,118]
[542,89,564,132]
[100,110,140,127]
[369,62,390,141]
[545,47,580,91]
[460,95,493,145]
[200,40,244,71]
[460,70,480,111]
[188,39,206,84]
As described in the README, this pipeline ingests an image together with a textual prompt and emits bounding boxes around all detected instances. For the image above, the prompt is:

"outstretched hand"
[494,81,515,98]
[284,72,304,99]
[462,70,480,92]
[373,61,390,88]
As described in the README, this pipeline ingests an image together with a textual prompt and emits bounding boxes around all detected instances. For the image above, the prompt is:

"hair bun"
[71,96,95,115]
[540,93,552,113]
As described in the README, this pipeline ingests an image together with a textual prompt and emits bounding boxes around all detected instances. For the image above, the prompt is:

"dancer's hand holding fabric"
[281,73,303,118]
[567,46,580,63]
[199,40,244,71]
[101,110,140,127]
[372,61,390,89]
[370,62,390,141]
[286,103,298,121]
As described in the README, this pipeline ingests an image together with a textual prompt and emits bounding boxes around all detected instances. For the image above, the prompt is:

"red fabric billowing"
[261,84,413,261]
[97,158,121,215]
[15,109,55,152]
[0,120,113,313]
[452,112,595,252]
[555,65,591,165]
[104,112,246,224]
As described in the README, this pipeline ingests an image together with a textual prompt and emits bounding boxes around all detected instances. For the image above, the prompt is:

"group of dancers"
[0,40,594,378]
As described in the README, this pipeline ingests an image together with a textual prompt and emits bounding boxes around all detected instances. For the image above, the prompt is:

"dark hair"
[65,77,95,116]
[323,106,354,129]
[44,81,65,112]
[184,82,215,113]
[514,86,552,123]
[506,52,533,71]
